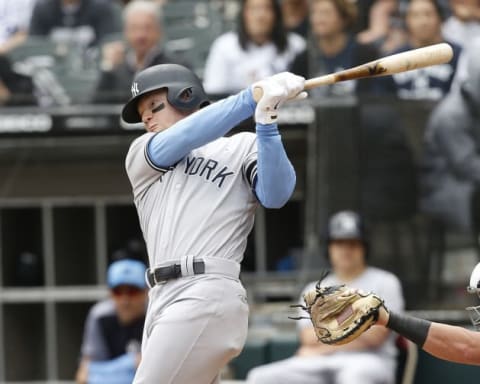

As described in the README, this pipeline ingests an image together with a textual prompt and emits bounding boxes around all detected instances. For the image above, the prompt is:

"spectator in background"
[75,258,148,384]
[0,55,36,106]
[281,0,309,37]
[451,35,480,93]
[0,0,37,54]
[355,0,380,32]
[290,0,394,98]
[420,38,480,236]
[116,0,168,6]
[29,0,121,47]
[246,211,404,384]
[93,0,180,103]
[443,1,480,89]
[391,0,461,100]
[357,0,407,53]
[202,0,305,95]
[442,0,480,49]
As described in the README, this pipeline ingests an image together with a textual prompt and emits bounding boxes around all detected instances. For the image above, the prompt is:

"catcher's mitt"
[293,279,384,346]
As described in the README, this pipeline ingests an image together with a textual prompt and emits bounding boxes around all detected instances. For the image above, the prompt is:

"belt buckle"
[153,269,168,285]
[145,267,167,287]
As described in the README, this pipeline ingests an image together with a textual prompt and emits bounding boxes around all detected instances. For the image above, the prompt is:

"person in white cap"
[246,211,404,384]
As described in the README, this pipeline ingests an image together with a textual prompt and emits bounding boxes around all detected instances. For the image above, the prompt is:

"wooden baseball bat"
[253,43,453,101]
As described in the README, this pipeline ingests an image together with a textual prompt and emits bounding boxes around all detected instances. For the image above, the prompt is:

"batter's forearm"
[255,123,296,208]
[147,89,256,168]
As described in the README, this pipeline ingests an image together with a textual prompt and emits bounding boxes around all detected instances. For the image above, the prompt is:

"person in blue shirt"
[75,259,148,384]
[290,0,395,98]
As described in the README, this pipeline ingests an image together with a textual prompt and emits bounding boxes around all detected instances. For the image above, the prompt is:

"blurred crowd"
[0,0,478,106]
[1,0,480,252]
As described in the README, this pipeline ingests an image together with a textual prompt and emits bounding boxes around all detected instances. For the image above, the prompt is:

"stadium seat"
[230,338,268,380]
[6,36,101,105]
[265,334,299,363]
[6,36,58,63]
[162,1,224,78]
[55,68,100,104]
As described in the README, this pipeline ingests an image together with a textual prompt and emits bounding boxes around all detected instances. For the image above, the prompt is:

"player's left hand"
[253,72,307,125]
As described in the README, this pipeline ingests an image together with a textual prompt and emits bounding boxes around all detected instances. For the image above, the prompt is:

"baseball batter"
[121,64,305,383]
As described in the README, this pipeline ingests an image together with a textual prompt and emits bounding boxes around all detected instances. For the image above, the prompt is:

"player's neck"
[135,54,147,69]
[135,47,154,70]
[409,34,443,49]
[335,265,366,283]
[249,34,270,46]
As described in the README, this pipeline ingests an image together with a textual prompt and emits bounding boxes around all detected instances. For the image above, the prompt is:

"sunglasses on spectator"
[111,285,144,297]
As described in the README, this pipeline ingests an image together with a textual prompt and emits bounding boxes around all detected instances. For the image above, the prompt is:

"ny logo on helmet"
[131,82,140,96]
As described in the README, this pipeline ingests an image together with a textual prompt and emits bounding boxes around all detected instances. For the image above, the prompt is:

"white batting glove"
[253,72,307,125]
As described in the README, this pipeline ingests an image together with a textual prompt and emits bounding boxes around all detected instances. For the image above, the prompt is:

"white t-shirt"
[442,16,480,49]
[125,131,258,267]
[451,36,480,91]
[297,267,405,360]
[0,0,36,44]
[203,31,306,94]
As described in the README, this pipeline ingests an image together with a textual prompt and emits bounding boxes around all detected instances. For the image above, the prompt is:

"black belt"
[146,261,205,286]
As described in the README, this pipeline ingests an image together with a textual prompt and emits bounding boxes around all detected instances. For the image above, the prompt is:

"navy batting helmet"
[121,64,210,123]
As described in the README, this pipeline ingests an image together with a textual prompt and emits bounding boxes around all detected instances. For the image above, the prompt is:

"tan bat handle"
[253,43,453,101]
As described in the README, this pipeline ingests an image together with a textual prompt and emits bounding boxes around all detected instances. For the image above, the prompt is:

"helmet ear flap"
[167,85,206,111]
[180,87,194,101]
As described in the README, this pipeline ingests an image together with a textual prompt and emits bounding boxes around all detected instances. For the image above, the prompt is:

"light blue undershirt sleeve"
[254,123,296,208]
[147,88,256,168]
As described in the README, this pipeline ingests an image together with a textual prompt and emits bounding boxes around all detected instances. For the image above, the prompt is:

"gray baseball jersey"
[125,130,258,267]
[126,130,256,384]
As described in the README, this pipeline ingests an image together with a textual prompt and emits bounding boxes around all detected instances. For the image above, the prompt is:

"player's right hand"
[253,72,306,125]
